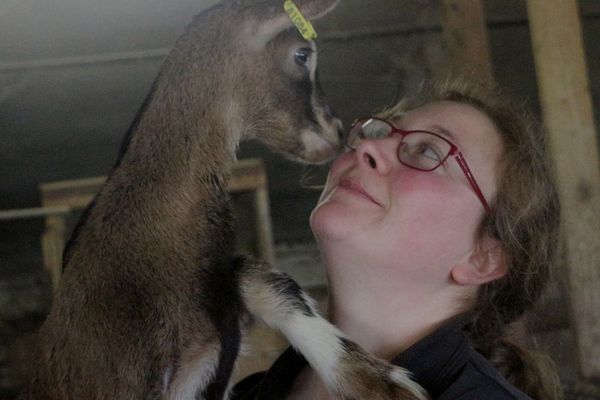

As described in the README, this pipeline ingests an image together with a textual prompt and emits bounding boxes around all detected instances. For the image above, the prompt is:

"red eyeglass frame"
[349,117,493,214]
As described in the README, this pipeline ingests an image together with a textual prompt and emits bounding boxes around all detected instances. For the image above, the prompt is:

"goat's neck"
[119,60,244,190]
[85,32,246,250]
[117,19,248,189]
[130,83,237,177]
[96,63,244,244]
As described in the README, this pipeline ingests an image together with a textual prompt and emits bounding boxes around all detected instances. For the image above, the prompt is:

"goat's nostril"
[364,153,377,169]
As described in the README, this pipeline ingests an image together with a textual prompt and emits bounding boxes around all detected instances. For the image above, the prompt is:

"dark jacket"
[231,318,532,399]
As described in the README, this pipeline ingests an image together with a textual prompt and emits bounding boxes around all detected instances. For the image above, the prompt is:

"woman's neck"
[285,243,473,399]
[323,246,469,358]
[286,306,463,400]
[328,286,460,359]
[285,308,453,400]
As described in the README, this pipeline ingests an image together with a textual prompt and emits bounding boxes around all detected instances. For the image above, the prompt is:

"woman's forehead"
[394,100,501,151]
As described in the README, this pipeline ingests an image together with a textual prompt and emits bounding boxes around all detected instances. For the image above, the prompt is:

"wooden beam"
[39,158,267,208]
[527,0,600,380]
[440,0,494,84]
[0,206,71,220]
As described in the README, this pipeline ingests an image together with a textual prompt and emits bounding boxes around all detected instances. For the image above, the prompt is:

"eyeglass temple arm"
[453,152,493,214]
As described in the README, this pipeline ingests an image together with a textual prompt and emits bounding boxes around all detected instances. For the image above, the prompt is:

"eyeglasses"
[346,117,492,214]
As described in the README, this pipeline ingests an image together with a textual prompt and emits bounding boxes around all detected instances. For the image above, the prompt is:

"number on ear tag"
[284,0,318,41]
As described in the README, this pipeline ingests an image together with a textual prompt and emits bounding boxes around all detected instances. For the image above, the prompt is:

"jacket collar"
[256,316,471,399]
[392,316,471,397]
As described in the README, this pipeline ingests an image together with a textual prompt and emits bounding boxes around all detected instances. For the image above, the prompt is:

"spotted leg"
[235,255,429,400]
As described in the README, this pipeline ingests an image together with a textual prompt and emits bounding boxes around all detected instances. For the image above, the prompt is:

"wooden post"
[41,216,67,292]
[0,206,70,292]
[527,0,600,380]
[440,0,494,84]
[254,186,276,265]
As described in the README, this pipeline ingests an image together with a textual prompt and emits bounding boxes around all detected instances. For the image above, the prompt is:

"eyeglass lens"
[348,119,451,171]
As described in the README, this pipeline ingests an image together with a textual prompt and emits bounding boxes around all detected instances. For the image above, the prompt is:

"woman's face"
[310,100,504,285]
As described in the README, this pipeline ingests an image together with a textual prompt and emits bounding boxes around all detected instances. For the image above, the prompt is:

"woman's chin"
[310,201,359,243]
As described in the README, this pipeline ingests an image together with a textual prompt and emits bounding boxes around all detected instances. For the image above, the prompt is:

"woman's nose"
[354,138,394,175]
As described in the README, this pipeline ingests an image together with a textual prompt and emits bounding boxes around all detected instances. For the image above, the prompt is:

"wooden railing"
[0,158,275,292]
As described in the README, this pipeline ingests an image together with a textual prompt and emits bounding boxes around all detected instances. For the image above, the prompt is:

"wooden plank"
[40,159,266,208]
[440,0,494,84]
[41,216,67,292]
[40,177,105,208]
[527,0,600,380]
[0,206,71,220]
[254,186,276,265]
[35,158,275,290]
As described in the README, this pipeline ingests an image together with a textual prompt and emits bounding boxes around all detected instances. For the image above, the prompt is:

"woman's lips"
[337,178,381,206]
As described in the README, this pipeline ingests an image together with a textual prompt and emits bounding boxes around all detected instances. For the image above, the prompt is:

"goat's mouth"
[297,129,340,164]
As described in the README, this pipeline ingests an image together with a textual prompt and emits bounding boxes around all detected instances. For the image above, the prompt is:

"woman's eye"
[418,144,442,161]
[294,48,313,66]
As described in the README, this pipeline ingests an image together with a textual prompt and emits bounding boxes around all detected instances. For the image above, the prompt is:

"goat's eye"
[294,48,313,66]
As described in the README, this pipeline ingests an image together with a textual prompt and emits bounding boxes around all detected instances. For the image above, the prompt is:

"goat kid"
[20,1,427,399]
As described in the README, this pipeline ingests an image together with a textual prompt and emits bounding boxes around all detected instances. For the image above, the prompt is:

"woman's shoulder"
[439,350,533,400]
[230,356,532,400]
[230,327,534,400]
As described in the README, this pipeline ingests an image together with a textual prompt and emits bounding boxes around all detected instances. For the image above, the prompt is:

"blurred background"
[1,0,600,398]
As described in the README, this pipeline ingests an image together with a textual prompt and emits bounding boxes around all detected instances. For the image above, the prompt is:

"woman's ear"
[451,235,507,286]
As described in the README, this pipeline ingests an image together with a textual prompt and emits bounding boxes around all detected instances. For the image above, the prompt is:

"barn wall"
[1,0,599,395]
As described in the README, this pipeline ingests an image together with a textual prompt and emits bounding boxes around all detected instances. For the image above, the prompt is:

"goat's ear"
[249,0,340,48]
[292,0,341,20]
[251,14,295,49]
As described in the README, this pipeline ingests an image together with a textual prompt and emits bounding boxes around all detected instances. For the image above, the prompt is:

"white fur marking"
[241,274,343,388]
[224,99,244,154]
[167,347,220,400]
[300,129,335,157]
[282,312,344,388]
[390,369,429,400]
[162,364,174,394]
[308,41,318,82]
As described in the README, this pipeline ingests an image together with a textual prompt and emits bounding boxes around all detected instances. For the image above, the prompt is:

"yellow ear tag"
[284,0,318,41]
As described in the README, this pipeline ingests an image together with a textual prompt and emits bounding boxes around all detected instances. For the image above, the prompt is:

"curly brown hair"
[378,77,563,400]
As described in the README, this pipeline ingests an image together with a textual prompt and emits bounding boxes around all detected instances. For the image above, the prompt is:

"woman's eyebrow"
[429,124,459,144]
[396,117,461,145]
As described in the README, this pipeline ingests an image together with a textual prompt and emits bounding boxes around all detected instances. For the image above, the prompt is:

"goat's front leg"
[235,255,429,400]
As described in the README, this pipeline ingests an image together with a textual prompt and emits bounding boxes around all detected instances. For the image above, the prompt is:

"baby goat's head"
[222,0,343,164]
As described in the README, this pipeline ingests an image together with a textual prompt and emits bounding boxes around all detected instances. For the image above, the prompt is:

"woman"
[233,78,563,399]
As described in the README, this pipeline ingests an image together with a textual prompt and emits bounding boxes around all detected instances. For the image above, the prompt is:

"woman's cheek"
[390,169,444,201]
[328,151,355,176]
[388,170,472,232]
[317,152,355,204]
[390,168,465,206]
[388,170,482,252]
